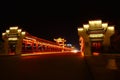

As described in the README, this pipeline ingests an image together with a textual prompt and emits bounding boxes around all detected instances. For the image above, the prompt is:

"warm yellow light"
[71,49,79,53]
[83,24,89,29]
[25,37,36,41]
[89,20,102,24]
[81,52,84,57]
[18,29,22,33]
[79,37,84,54]
[78,28,83,31]
[93,52,100,56]
[54,37,66,42]
[102,23,108,29]
[6,30,9,33]
[58,37,62,41]
[89,20,102,29]
[25,37,33,39]
[10,27,18,30]
[89,34,104,38]
[21,31,26,35]
[2,33,6,36]
[8,37,18,41]
[108,26,114,31]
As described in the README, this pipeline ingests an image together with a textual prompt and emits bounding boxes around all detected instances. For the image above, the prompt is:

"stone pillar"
[2,32,9,55]
[16,37,23,55]
[78,28,92,56]
[103,26,115,52]
[4,39,9,55]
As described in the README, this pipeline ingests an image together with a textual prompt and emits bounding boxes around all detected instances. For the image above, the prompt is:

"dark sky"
[0,1,120,49]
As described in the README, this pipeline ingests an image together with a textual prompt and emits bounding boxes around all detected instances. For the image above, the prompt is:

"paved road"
[0,53,120,80]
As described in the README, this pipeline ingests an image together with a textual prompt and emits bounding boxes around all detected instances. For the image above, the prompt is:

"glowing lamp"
[18,29,22,33]
[78,28,83,31]
[102,23,108,29]
[8,37,18,41]
[89,20,102,24]
[2,33,6,36]
[10,27,18,30]
[83,24,89,30]
[6,30,9,33]
[108,26,114,31]
[21,31,26,35]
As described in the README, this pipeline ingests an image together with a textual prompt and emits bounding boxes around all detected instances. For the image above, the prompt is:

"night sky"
[0,1,120,49]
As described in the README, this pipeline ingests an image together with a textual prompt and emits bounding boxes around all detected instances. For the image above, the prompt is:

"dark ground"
[0,53,120,80]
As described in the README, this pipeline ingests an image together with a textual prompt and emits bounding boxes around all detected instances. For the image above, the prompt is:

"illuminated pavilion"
[78,20,115,56]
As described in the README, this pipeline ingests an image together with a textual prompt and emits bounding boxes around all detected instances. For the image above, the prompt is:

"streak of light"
[21,51,72,56]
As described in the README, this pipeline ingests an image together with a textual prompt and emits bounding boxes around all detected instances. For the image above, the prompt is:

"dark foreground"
[0,53,120,80]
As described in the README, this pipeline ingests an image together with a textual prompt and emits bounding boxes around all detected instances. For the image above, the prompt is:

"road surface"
[0,52,120,80]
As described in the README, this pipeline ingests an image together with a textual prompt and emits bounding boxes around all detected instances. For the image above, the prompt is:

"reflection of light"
[93,52,99,56]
